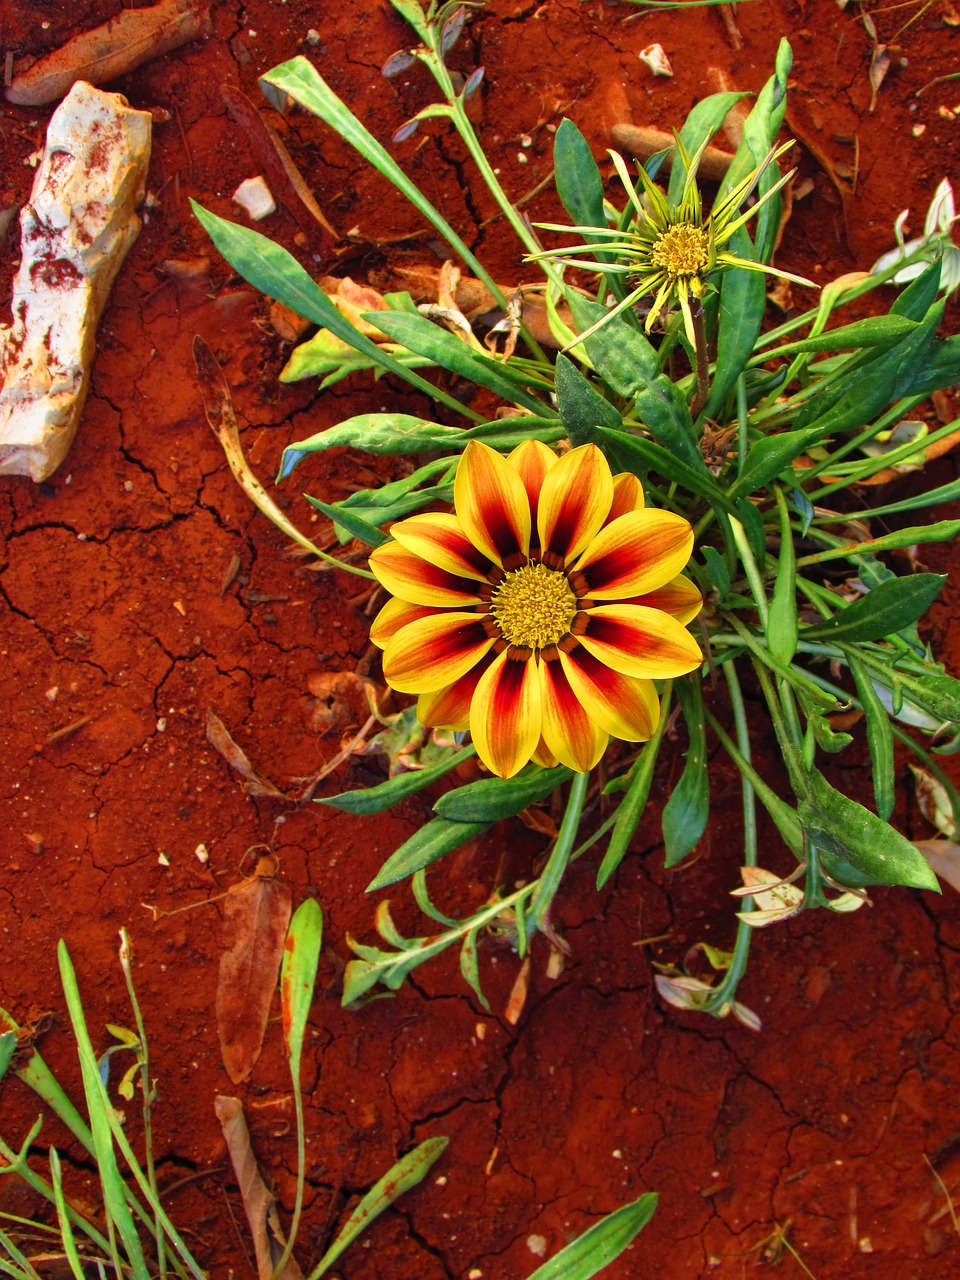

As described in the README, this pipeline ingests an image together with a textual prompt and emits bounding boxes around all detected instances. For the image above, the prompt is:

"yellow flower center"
[490,563,577,649]
[650,223,710,279]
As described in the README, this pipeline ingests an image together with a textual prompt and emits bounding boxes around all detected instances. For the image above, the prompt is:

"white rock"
[0,81,151,481]
[232,176,277,221]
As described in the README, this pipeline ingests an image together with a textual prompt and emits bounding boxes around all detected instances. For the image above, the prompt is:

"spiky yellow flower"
[530,136,814,348]
[368,440,703,779]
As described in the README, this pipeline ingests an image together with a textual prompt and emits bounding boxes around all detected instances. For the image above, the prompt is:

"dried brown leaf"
[216,873,292,1082]
[214,1095,303,1280]
[914,840,960,893]
[205,708,286,799]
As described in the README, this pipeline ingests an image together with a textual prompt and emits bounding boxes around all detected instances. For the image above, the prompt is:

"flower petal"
[418,654,493,731]
[454,440,531,567]
[369,597,437,648]
[607,471,645,522]
[538,444,614,564]
[508,439,558,531]
[574,509,694,599]
[540,657,608,772]
[389,512,493,581]
[369,540,483,606]
[470,650,542,778]
[627,573,703,625]
[382,613,495,694]
[577,604,702,678]
[532,737,560,769]
[559,647,660,742]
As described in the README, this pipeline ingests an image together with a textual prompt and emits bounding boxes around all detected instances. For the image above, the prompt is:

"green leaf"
[367,817,491,891]
[565,292,659,394]
[554,118,612,261]
[730,425,826,498]
[280,327,433,388]
[595,428,739,516]
[849,656,895,820]
[281,898,323,1070]
[526,1192,659,1280]
[460,416,565,449]
[305,496,388,547]
[368,310,549,413]
[191,202,480,422]
[801,574,946,644]
[308,1137,449,1280]
[319,746,476,815]
[891,259,943,320]
[766,313,919,356]
[0,1030,16,1081]
[554,354,622,445]
[767,488,798,664]
[699,546,731,595]
[662,682,709,867]
[597,689,672,887]
[700,250,767,423]
[434,764,573,822]
[668,91,749,206]
[280,415,464,472]
[799,771,939,890]
[634,375,707,471]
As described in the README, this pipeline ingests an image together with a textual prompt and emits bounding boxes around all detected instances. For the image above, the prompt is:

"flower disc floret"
[368,440,704,778]
[650,222,710,279]
[490,564,577,649]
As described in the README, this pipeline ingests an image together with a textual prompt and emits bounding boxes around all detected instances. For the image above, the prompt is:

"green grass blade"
[526,1191,659,1279]
[306,1137,449,1280]
[57,941,149,1280]
[49,1148,89,1280]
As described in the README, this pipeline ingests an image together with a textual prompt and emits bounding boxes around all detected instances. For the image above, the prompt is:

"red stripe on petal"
[369,597,438,648]
[369,540,483,606]
[559,646,660,742]
[607,472,645,522]
[626,573,703,625]
[578,604,702,678]
[455,440,531,567]
[469,650,541,778]
[390,512,493,580]
[383,613,494,694]
[508,439,558,536]
[418,653,493,731]
[539,658,608,772]
[574,510,694,599]
[538,444,613,565]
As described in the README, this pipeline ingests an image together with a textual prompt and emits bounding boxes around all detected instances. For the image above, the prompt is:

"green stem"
[527,771,592,933]
[728,518,769,627]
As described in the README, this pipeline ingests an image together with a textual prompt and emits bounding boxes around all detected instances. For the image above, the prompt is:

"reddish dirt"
[2,1,960,1277]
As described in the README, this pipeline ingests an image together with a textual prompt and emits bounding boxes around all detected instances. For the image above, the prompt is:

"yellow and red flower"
[368,440,703,778]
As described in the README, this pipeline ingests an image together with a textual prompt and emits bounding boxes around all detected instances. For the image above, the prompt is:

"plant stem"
[690,297,711,417]
[527,771,592,933]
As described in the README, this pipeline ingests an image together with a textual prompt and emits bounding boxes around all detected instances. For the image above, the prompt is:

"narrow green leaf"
[565,292,659,394]
[767,488,798,664]
[766,314,919,357]
[554,354,622,445]
[434,764,573,822]
[281,899,323,1069]
[319,746,476,816]
[191,203,481,422]
[801,574,946,644]
[596,428,739,516]
[307,1137,449,1280]
[554,118,611,260]
[798,521,960,566]
[459,928,490,1011]
[279,415,466,473]
[730,425,825,498]
[849,657,895,820]
[0,1030,16,1081]
[799,771,939,890]
[700,252,767,423]
[527,1192,659,1280]
[49,1148,87,1280]
[368,310,549,413]
[662,682,709,866]
[305,496,388,547]
[634,375,707,470]
[367,817,491,891]
[891,259,943,320]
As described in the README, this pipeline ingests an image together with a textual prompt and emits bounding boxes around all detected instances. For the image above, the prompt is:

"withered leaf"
[216,871,292,1082]
[215,1095,303,1280]
[205,708,286,799]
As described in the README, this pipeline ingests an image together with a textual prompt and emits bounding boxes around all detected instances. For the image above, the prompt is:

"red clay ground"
[2,1,960,1276]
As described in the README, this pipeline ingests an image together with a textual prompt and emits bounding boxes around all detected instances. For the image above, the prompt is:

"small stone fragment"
[0,81,151,481]
[638,43,673,77]
[232,176,277,221]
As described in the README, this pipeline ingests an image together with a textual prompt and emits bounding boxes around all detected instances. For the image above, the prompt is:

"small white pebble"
[233,176,277,220]
[124,480,133,491]
[435,1175,447,1186]
[156,718,167,732]
[45,687,59,701]
[520,133,532,147]
[912,123,926,137]
[527,1235,547,1257]
[306,28,321,44]
[195,842,209,864]
[516,151,528,164]
[158,851,170,866]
